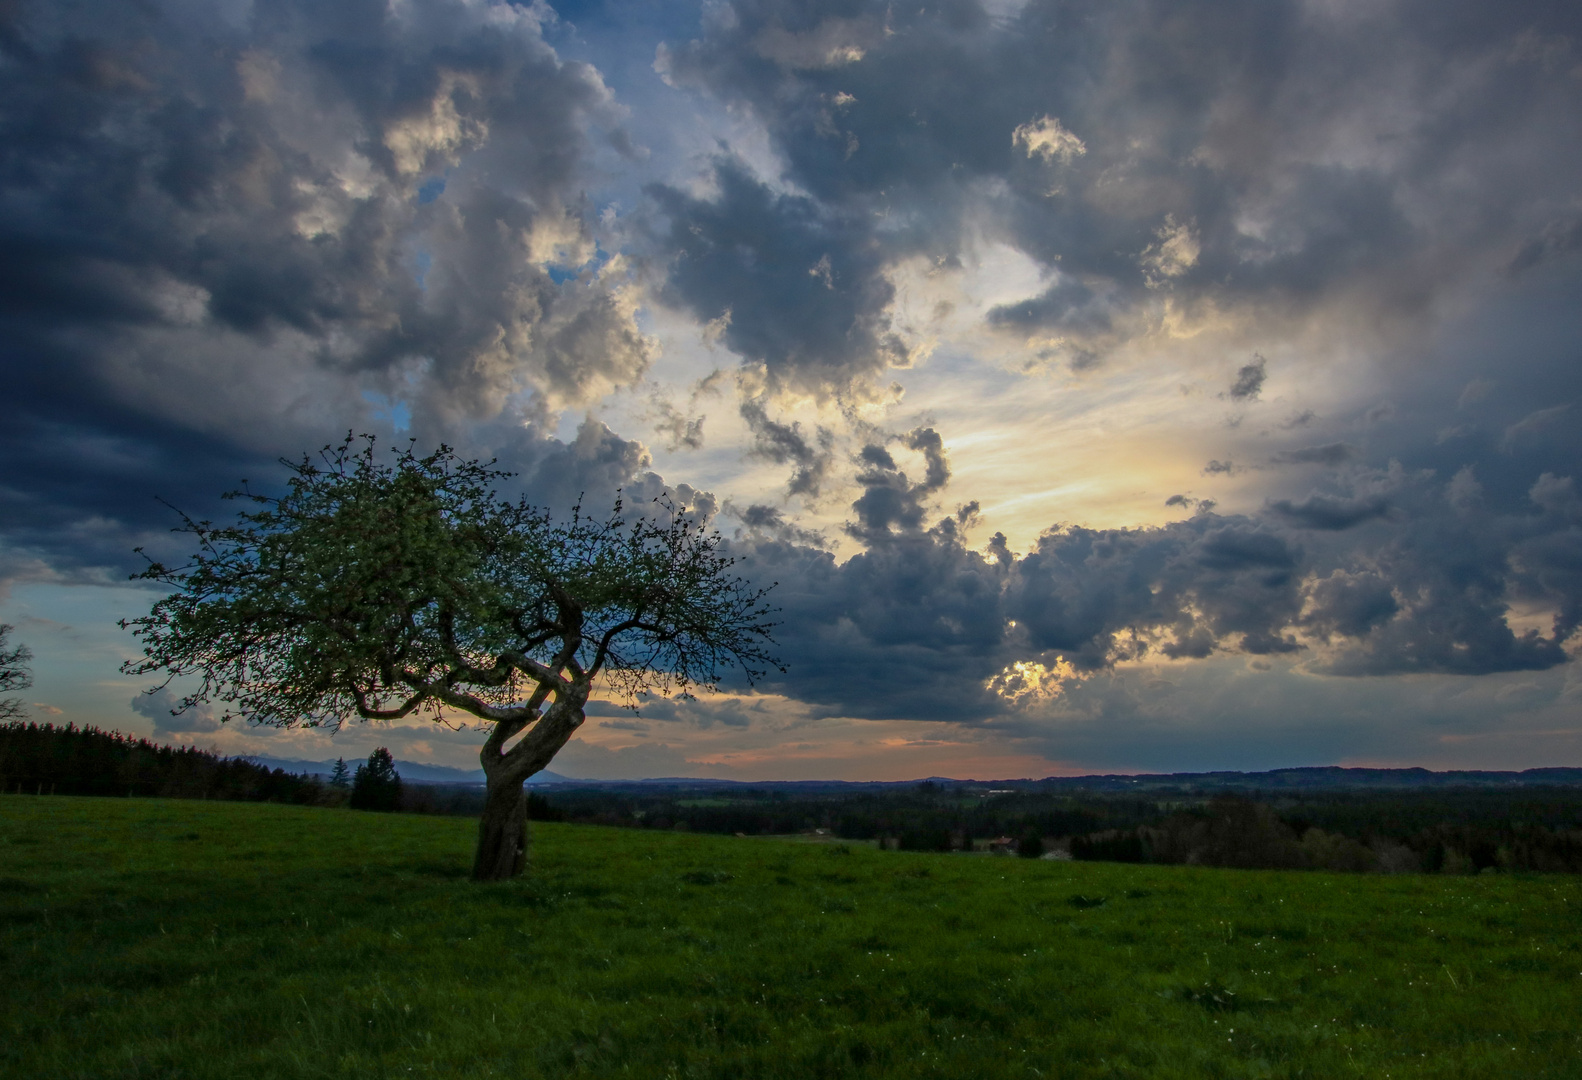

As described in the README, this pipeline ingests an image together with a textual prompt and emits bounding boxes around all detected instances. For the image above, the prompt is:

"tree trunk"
[471,775,528,881]
[470,691,588,881]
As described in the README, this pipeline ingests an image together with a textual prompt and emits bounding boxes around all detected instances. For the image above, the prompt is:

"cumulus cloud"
[637,2,1582,739]
[6,0,1582,771]
[734,448,1581,722]
[0,0,650,577]
[655,0,1579,370]
[844,427,953,545]
[130,687,220,736]
[646,159,909,396]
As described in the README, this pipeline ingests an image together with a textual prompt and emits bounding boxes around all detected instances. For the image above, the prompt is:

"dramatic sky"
[3,0,1581,779]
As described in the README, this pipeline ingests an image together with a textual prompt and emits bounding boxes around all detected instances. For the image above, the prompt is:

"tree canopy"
[122,436,779,878]
[0,624,31,722]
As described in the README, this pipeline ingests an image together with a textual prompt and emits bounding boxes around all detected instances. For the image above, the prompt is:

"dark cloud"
[731,503,828,548]
[1193,526,1297,573]
[650,399,706,451]
[903,427,951,493]
[735,455,1580,720]
[1228,356,1267,401]
[1268,494,1390,531]
[1516,474,1582,641]
[5,0,1581,753]
[737,530,1012,721]
[645,159,909,395]
[845,427,952,545]
[492,418,657,516]
[657,0,1582,374]
[1301,571,1399,641]
[1270,443,1358,467]
[739,398,835,497]
[0,0,648,579]
[1508,216,1582,276]
[985,278,1112,339]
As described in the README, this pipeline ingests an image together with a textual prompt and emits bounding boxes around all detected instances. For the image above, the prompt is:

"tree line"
[0,722,406,813]
[524,783,1582,874]
[9,720,1581,874]
[1067,793,1582,874]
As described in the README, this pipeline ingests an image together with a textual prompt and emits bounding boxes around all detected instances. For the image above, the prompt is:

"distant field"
[2,797,1578,1078]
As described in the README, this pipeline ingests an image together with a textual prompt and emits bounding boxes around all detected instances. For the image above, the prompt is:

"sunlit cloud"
[2,0,1579,778]
[986,656,1086,705]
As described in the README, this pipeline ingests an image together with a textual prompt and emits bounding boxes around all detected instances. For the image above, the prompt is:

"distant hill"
[1027,766,1582,792]
[237,755,576,786]
[513,765,1582,795]
[236,758,1582,793]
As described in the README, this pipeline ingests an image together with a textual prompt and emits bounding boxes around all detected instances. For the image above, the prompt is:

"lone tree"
[0,624,32,721]
[122,437,778,880]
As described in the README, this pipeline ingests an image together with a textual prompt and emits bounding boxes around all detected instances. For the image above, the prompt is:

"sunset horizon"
[2,0,1578,782]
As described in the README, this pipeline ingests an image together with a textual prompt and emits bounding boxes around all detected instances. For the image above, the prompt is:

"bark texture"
[472,779,528,881]
[469,691,587,881]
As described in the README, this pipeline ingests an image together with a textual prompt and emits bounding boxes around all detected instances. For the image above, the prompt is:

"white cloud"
[1141,215,1201,285]
[1012,116,1086,164]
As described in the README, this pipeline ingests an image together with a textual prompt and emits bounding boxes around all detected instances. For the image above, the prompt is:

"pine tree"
[328,757,350,789]
[349,747,401,812]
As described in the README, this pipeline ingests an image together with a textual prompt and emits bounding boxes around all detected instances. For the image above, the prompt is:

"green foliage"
[3,797,1580,1078]
[0,722,327,803]
[328,757,350,790]
[121,435,778,730]
[348,748,401,812]
[0,625,31,722]
[524,785,1582,874]
[120,436,780,878]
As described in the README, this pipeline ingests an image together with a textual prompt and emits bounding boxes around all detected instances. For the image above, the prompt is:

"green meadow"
[2,796,1578,1078]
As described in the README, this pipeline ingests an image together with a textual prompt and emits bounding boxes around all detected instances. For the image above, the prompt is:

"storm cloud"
[656,0,1582,381]
[733,449,1581,722]
[0,0,651,575]
[4,0,1581,776]
[646,159,911,395]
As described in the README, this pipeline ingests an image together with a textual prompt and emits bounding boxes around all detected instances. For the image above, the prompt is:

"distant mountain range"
[236,758,1582,792]
[490,766,1582,794]
[238,755,573,786]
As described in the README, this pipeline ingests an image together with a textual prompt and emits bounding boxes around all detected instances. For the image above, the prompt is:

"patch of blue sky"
[417,176,446,204]
[548,243,612,284]
[361,391,412,433]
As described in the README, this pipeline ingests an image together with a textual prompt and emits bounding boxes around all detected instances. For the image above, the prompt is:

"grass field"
[2,796,1579,1078]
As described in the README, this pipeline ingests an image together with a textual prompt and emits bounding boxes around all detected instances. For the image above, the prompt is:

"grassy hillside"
[1,797,1578,1078]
